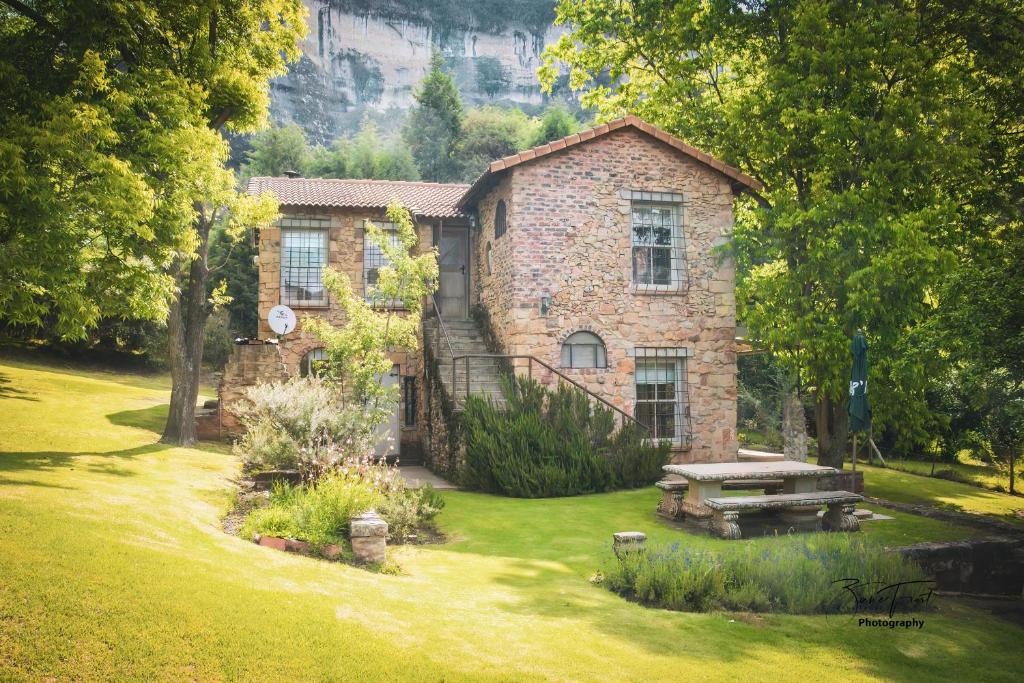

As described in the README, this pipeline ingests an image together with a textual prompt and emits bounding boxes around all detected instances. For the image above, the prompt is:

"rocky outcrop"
[271,0,567,143]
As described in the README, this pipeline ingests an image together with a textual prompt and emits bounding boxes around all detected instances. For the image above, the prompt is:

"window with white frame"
[280,217,330,306]
[363,221,402,307]
[634,348,691,443]
[560,331,607,369]
[630,198,685,289]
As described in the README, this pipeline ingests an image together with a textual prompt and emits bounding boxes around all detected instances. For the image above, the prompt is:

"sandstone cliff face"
[271,0,565,144]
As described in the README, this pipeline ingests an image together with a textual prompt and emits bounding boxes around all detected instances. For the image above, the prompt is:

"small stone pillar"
[612,531,647,558]
[350,510,388,563]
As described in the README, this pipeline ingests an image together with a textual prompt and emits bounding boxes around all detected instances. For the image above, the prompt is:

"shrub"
[377,484,445,542]
[241,471,383,550]
[602,535,930,614]
[232,376,383,476]
[460,375,670,497]
[241,459,445,550]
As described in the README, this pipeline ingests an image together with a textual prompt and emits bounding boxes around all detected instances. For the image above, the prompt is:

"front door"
[438,227,468,319]
[373,365,400,459]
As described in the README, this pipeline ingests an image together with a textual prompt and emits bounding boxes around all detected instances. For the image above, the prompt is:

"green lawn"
[2,356,1022,681]
[884,454,1019,496]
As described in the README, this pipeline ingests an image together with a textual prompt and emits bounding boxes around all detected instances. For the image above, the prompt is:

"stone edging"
[255,535,344,559]
[865,496,1024,537]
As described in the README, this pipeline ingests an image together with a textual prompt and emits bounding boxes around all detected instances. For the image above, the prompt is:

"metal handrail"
[429,295,457,363]
[451,353,650,435]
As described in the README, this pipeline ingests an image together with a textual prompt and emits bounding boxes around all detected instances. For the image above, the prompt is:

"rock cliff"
[270,0,566,143]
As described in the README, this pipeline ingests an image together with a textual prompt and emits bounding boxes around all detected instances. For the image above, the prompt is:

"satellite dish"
[268,305,297,336]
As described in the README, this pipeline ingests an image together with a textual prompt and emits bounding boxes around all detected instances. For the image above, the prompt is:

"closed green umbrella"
[848,331,871,470]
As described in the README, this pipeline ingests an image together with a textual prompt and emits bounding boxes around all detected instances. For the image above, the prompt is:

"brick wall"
[470,127,739,463]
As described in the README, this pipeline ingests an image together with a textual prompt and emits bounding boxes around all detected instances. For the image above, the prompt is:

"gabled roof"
[246,177,469,219]
[457,115,763,209]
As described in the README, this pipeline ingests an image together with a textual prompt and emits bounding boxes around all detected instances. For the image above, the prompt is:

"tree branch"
[0,0,57,33]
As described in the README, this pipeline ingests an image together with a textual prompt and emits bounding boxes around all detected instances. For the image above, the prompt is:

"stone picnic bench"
[659,461,863,539]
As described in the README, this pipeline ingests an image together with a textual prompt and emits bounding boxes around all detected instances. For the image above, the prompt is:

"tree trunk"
[815,390,849,469]
[1010,450,1016,495]
[782,387,808,462]
[161,212,213,446]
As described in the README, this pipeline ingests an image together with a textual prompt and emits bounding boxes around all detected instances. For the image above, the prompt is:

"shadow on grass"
[0,372,39,401]
[0,443,171,483]
[107,404,169,434]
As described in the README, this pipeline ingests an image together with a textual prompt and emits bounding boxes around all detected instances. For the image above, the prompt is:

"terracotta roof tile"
[245,177,469,218]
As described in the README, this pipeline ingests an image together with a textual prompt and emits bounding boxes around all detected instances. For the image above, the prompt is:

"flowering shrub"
[232,376,389,477]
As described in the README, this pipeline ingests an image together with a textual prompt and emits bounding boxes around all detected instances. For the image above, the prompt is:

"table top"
[663,461,836,482]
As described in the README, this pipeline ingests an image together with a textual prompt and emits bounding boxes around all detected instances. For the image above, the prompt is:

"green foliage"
[207,223,259,338]
[460,375,670,497]
[241,473,383,550]
[404,52,464,182]
[528,104,581,146]
[453,106,533,179]
[603,536,929,614]
[304,203,438,410]
[377,485,445,542]
[0,1,305,343]
[541,0,1023,466]
[243,123,311,179]
[202,310,234,370]
[232,376,382,476]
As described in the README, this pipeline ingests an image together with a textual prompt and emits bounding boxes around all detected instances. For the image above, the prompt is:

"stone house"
[223,116,761,469]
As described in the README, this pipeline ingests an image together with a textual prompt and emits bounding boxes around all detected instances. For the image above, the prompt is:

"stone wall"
[256,207,435,455]
[470,127,739,463]
[894,537,1024,596]
[219,342,291,437]
[418,342,463,478]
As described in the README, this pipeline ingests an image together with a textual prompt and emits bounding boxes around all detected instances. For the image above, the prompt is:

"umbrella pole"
[852,433,857,472]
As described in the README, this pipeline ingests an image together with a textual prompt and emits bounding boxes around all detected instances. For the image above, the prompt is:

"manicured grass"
[884,454,1019,495]
[851,462,1024,526]
[1,355,1022,681]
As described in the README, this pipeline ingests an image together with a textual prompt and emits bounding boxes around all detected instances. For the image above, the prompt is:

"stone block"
[612,531,647,557]
[350,510,388,563]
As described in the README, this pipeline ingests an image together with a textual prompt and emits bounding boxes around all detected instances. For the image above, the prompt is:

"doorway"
[373,364,400,458]
[438,227,469,319]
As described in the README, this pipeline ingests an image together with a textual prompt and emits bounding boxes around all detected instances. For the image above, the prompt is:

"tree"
[404,52,464,182]
[156,1,304,446]
[304,202,438,419]
[541,0,1018,467]
[453,107,532,181]
[243,123,312,180]
[0,9,184,340]
[528,104,580,146]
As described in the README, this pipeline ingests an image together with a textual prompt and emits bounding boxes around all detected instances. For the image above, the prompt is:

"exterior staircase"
[423,315,507,407]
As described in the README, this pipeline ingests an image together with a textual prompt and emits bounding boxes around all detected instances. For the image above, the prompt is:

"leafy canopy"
[541,0,1018,459]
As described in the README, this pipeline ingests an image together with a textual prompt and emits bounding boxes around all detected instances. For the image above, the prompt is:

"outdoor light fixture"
[540,295,551,315]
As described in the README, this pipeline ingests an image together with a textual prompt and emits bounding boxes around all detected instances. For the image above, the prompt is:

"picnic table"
[661,461,862,538]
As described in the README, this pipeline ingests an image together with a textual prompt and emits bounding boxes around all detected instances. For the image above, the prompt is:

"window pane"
[652,247,672,284]
[282,229,327,305]
[364,222,400,304]
[632,247,652,284]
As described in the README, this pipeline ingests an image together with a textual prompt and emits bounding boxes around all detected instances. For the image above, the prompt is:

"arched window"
[300,347,328,377]
[560,331,607,369]
[494,199,507,239]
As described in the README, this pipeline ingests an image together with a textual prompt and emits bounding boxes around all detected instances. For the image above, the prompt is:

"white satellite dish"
[268,305,297,336]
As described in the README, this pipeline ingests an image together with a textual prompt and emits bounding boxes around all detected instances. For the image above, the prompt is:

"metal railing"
[423,300,679,442]
[450,353,652,437]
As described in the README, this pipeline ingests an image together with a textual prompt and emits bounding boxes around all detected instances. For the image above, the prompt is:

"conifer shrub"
[460,376,670,497]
